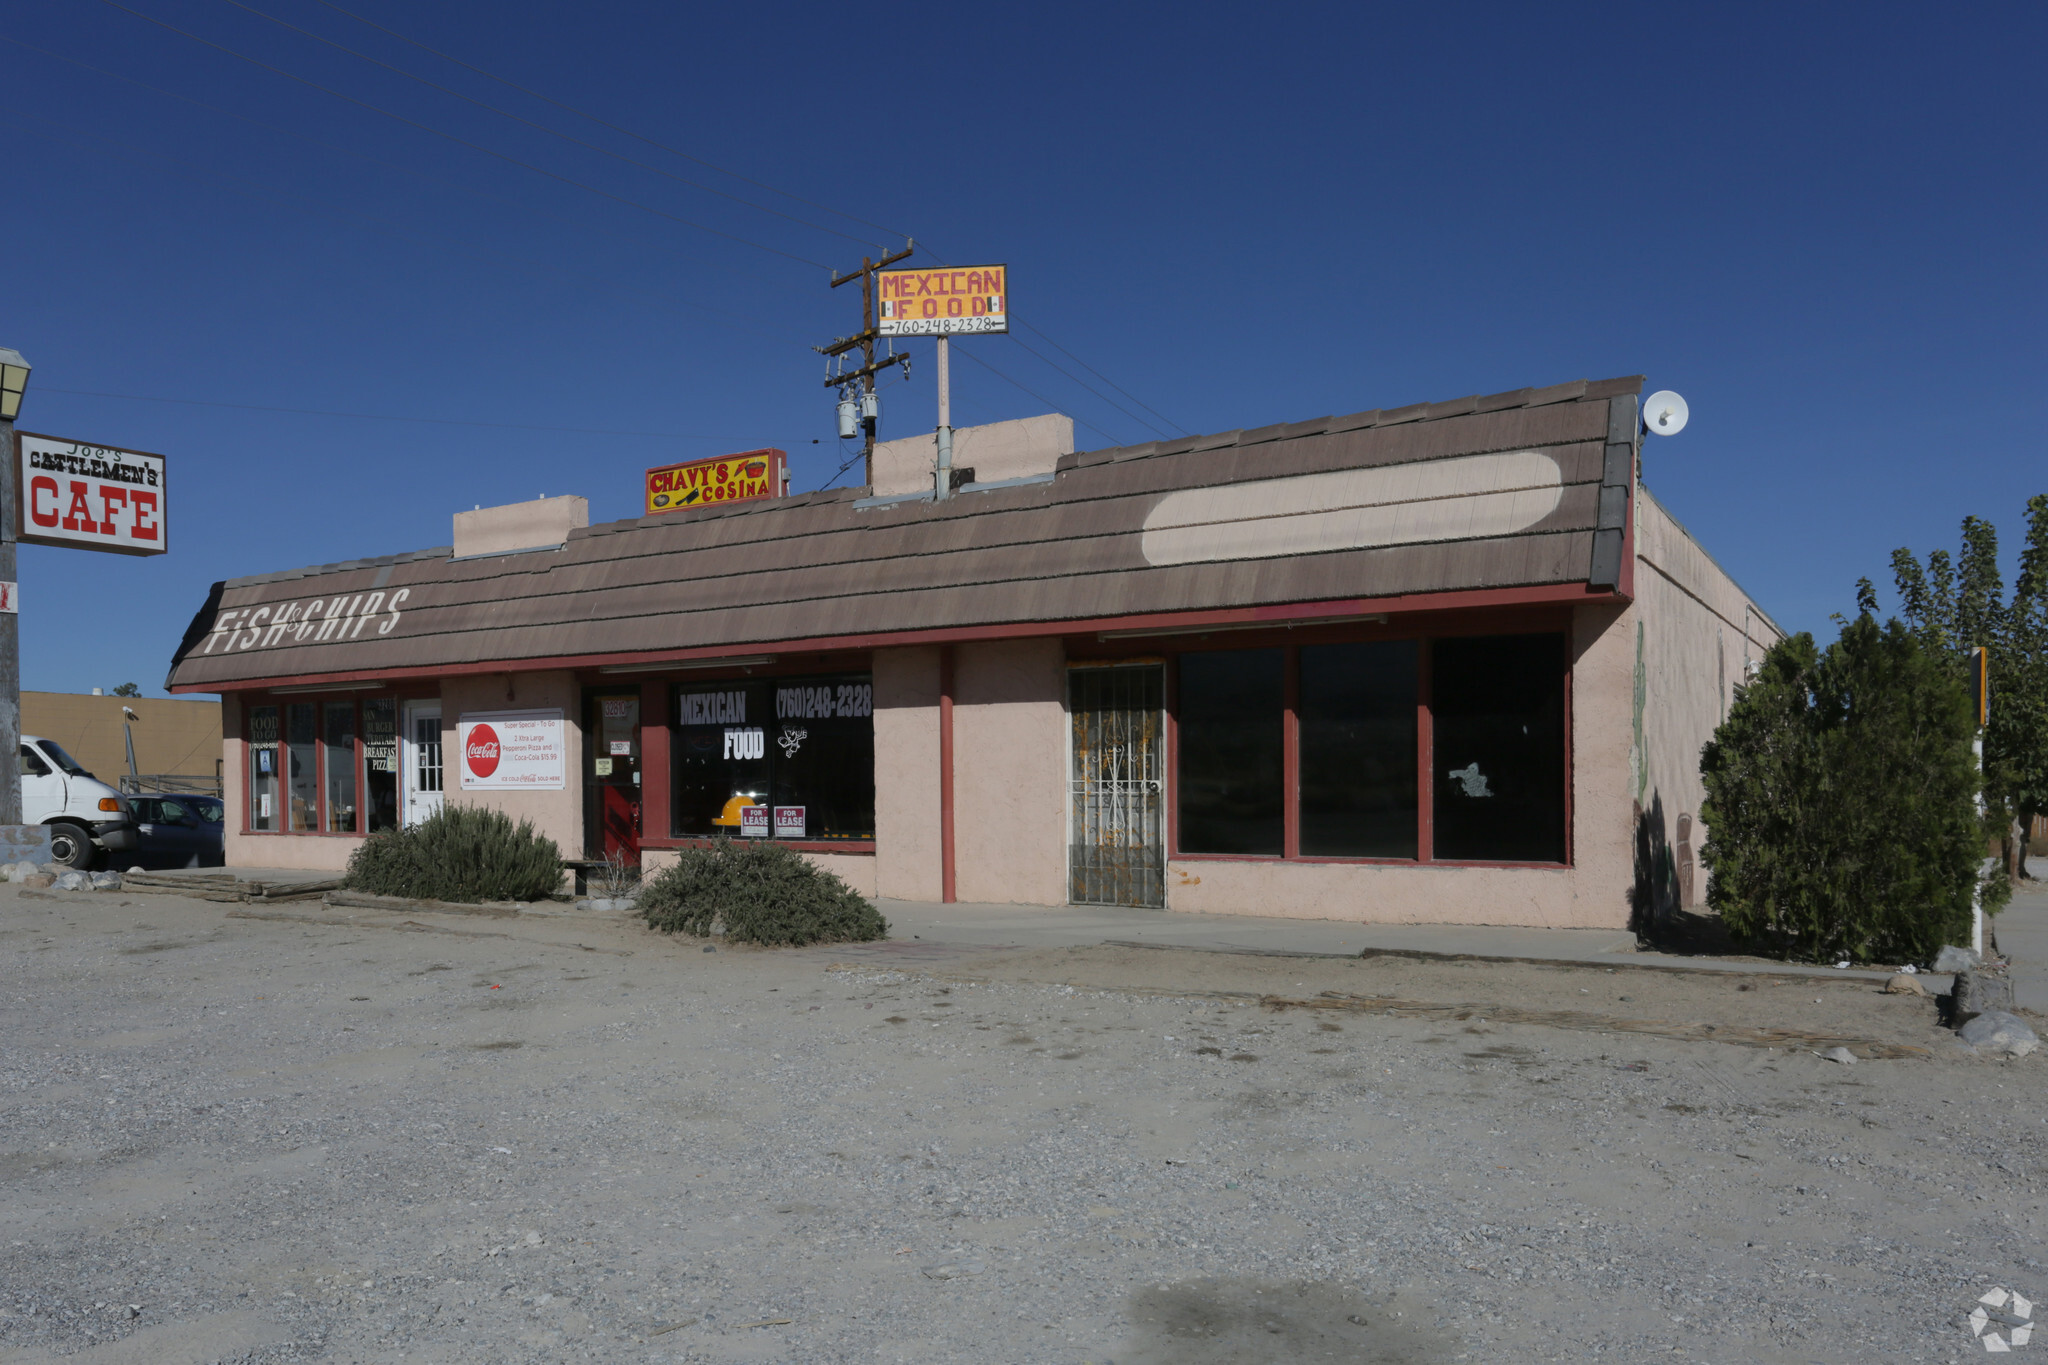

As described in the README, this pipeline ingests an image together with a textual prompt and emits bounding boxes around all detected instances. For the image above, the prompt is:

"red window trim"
[240,689,419,837]
[643,837,876,856]
[1167,627,1572,869]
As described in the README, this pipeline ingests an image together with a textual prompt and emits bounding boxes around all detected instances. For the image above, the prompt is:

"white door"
[402,704,444,825]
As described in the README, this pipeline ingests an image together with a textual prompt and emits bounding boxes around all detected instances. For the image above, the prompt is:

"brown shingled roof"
[167,376,1643,690]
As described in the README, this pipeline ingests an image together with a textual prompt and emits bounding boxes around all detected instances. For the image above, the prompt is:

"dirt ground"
[0,884,2042,1364]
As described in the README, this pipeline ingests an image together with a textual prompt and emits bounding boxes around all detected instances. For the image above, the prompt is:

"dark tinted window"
[1176,649,1284,855]
[1431,634,1566,862]
[671,676,874,841]
[1299,640,1418,858]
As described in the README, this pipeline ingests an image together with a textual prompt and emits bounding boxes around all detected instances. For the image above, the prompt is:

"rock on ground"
[1959,1010,2041,1058]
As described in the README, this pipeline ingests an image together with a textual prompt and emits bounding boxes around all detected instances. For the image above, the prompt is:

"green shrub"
[1700,615,2003,963]
[344,804,563,904]
[639,837,887,946]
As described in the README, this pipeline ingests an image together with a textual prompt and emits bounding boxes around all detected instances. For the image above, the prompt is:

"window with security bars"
[1068,664,1165,908]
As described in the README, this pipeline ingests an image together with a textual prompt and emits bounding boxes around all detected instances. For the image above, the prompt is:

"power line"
[284,1,1187,441]
[95,0,839,270]
[214,0,891,250]
[0,35,816,315]
[1013,319,1191,435]
[35,386,751,441]
[308,0,918,244]
[1001,332,1174,440]
[15,111,807,349]
[912,243,1187,438]
[949,348,1125,446]
[70,4,1184,451]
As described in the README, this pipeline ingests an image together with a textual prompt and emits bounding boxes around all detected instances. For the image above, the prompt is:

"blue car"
[128,795,226,869]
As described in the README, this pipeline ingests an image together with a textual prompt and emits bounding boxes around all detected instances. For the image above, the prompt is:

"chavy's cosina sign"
[645,449,786,514]
[457,709,566,790]
[16,433,167,556]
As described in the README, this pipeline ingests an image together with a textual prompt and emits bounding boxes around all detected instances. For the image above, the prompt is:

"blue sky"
[6,0,2043,696]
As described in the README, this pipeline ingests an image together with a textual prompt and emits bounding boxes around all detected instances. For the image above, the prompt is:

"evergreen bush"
[1699,614,2003,963]
[638,837,887,946]
[344,804,564,903]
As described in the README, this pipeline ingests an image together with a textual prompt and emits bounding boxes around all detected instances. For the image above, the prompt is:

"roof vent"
[453,495,589,559]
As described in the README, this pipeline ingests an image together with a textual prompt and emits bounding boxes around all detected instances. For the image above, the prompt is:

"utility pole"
[0,348,26,828]
[816,242,914,490]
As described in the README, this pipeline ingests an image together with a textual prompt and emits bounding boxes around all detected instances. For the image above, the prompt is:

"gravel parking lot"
[0,884,2043,1364]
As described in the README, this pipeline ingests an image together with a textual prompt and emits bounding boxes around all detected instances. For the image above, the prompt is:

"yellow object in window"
[712,793,761,827]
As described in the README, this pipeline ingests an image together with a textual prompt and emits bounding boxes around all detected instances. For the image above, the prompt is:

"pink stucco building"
[168,375,1780,927]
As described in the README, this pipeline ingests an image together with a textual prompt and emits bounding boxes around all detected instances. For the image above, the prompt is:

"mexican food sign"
[877,265,1008,336]
[645,448,786,515]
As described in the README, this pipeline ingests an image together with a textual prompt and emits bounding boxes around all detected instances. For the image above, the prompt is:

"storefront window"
[1177,649,1284,855]
[1299,640,1417,858]
[361,698,399,832]
[1431,634,1566,862]
[1170,631,1566,865]
[670,674,874,841]
[323,701,358,833]
[286,703,318,832]
[245,694,401,835]
[248,704,279,832]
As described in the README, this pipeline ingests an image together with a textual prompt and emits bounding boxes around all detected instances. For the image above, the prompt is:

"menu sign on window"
[16,433,168,556]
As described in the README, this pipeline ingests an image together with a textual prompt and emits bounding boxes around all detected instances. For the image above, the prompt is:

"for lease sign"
[457,709,566,790]
[645,448,785,515]
[877,265,1008,336]
[16,433,167,556]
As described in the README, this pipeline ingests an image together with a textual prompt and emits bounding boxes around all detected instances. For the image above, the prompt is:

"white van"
[18,735,140,870]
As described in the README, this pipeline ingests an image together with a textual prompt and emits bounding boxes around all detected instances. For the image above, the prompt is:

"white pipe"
[934,335,953,501]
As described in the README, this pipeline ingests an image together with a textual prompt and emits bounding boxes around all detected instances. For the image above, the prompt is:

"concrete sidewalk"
[872,897,1907,982]
[1995,863,2048,1012]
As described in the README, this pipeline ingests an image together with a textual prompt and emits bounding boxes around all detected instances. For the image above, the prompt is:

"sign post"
[875,264,1008,503]
[0,349,24,827]
[0,382,171,835]
[1970,645,1990,956]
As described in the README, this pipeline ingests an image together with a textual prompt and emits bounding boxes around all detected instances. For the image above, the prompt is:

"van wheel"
[46,823,94,870]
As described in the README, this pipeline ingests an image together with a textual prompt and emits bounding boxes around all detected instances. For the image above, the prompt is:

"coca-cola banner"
[456,709,567,790]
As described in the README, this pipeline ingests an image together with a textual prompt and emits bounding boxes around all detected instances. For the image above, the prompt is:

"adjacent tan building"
[21,691,221,788]
[165,375,1780,926]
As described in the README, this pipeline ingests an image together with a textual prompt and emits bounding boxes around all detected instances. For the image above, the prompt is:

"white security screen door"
[402,703,444,825]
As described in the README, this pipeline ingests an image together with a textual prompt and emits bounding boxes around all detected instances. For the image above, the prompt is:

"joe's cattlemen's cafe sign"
[15,433,167,556]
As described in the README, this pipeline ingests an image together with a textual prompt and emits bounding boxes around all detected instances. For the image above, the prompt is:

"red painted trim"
[939,644,956,904]
[644,837,875,855]
[1561,635,1575,868]
[1281,646,1300,860]
[640,679,671,847]
[170,583,1622,693]
[1169,851,1566,871]
[1164,657,1180,860]
[237,828,367,839]
[1417,639,1435,863]
[1619,447,1638,600]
